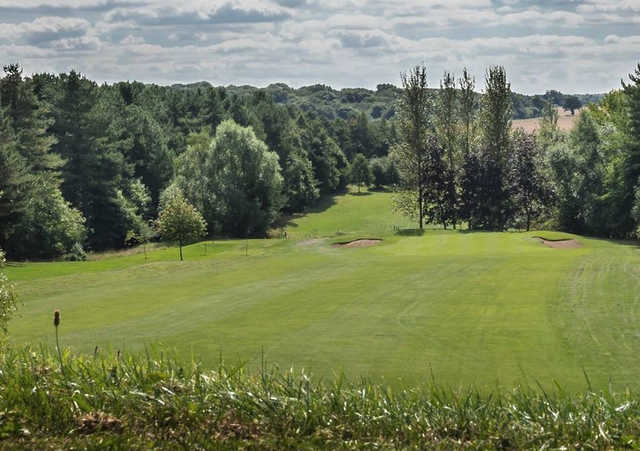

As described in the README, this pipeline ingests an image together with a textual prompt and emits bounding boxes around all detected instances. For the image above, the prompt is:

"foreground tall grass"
[1,347,640,449]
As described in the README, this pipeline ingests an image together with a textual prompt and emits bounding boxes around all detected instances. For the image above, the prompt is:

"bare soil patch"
[334,239,382,248]
[533,236,582,249]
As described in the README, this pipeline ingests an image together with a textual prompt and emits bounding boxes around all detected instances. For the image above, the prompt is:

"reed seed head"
[54,309,60,327]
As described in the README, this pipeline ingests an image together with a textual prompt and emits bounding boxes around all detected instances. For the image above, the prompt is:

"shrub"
[64,242,87,261]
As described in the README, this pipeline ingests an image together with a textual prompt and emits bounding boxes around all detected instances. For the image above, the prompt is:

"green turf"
[6,189,640,390]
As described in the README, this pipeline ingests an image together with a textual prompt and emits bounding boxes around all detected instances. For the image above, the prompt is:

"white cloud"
[2,0,639,93]
[0,16,90,44]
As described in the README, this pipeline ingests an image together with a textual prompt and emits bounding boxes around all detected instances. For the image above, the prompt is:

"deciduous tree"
[436,71,459,228]
[458,68,477,157]
[563,96,582,115]
[392,65,432,230]
[156,190,206,261]
[350,153,372,192]
[175,120,284,236]
[512,132,553,231]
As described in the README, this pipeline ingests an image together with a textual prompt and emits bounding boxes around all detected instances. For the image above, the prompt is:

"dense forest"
[180,81,601,122]
[0,62,637,261]
[0,64,398,259]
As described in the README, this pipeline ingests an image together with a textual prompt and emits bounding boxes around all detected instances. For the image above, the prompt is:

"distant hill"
[172,81,604,121]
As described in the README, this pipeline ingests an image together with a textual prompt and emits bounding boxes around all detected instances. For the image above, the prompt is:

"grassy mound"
[1,348,639,449]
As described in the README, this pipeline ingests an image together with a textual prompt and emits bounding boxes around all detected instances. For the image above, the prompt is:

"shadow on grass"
[395,228,424,236]
[370,186,393,193]
[273,195,338,229]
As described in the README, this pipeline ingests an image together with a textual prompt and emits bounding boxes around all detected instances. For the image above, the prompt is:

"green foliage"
[156,189,206,260]
[64,242,87,262]
[303,121,349,194]
[537,101,562,151]
[0,117,29,244]
[47,71,135,251]
[543,69,640,239]
[463,66,513,230]
[175,120,283,236]
[9,182,86,260]
[110,103,174,205]
[4,347,640,449]
[393,65,432,229]
[0,62,625,261]
[214,80,599,122]
[563,95,582,115]
[349,153,372,191]
[282,151,320,211]
[549,112,608,234]
[436,71,458,164]
[0,65,86,259]
[511,132,554,231]
[0,249,16,336]
[255,109,319,212]
[481,66,512,163]
[370,156,400,188]
[458,68,478,157]
[436,71,460,229]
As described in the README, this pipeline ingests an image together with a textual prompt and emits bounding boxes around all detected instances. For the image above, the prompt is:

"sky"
[0,0,639,94]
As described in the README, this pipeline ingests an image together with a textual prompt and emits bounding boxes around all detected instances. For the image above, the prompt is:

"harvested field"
[513,107,582,133]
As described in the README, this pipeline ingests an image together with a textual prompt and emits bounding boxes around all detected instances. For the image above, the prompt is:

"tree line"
[391,63,640,238]
[200,81,596,122]
[1,62,639,261]
[0,64,398,260]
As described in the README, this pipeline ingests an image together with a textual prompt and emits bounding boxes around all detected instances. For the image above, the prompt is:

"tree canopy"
[175,120,283,236]
[156,189,207,261]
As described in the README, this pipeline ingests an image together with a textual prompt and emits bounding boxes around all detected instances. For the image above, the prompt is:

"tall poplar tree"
[436,72,459,228]
[458,68,477,157]
[477,66,513,230]
[391,65,431,230]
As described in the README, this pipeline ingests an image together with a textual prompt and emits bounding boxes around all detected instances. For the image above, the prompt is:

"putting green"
[6,190,640,390]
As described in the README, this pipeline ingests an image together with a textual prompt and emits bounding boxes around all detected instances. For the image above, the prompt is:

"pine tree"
[0,65,85,258]
[623,64,640,234]
[50,71,130,250]
[0,118,29,248]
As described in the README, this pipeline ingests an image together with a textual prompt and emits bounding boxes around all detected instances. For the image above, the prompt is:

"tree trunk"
[418,180,424,230]
[179,239,183,261]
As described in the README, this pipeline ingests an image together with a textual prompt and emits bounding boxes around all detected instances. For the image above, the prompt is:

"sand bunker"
[533,236,582,249]
[334,239,382,248]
